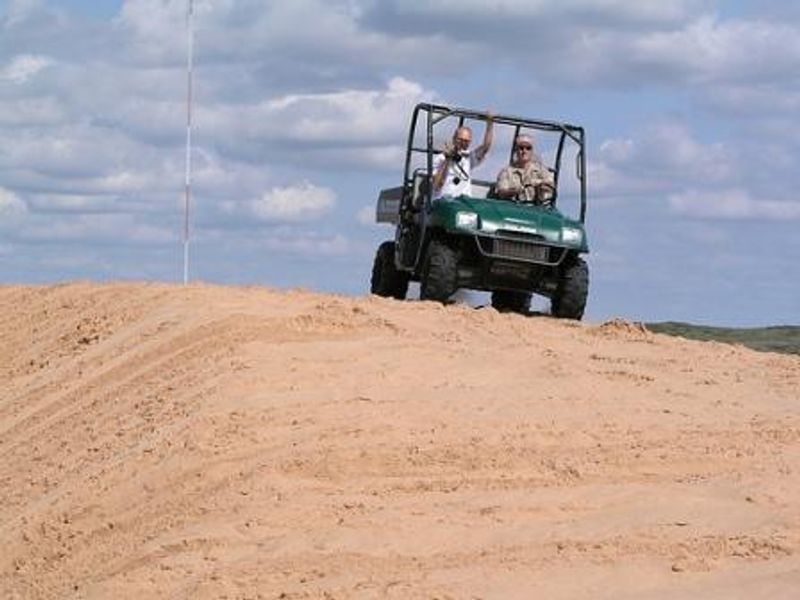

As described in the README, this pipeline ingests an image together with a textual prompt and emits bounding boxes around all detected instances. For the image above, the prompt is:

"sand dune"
[1,282,798,599]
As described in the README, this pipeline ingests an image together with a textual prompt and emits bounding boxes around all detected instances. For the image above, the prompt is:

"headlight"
[455,211,479,229]
[562,227,583,244]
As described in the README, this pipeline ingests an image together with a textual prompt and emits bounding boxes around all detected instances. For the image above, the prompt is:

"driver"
[432,115,494,200]
[495,134,555,206]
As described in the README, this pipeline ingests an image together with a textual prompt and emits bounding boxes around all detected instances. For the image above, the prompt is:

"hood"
[429,196,588,251]
[460,197,580,237]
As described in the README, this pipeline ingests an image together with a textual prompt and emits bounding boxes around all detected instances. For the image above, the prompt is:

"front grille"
[493,239,549,261]
[477,234,566,265]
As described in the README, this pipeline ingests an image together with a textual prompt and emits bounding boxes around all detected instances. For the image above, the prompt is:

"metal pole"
[182,0,194,284]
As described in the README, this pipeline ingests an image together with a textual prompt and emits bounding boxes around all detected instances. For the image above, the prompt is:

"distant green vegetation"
[646,322,800,356]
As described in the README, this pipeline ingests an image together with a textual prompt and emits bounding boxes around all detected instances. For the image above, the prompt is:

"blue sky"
[1,0,798,326]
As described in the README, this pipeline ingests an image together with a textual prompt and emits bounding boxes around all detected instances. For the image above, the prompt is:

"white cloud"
[263,232,351,257]
[369,0,707,23]
[629,16,800,85]
[597,15,800,88]
[0,97,65,126]
[248,181,336,223]
[3,0,43,27]
[648,123,732,179]
[706,84,800,115]
[19,213,174,245]
[192,76,433,172]
[698,84,800,146]
[591,122,735,198]
[114,0,474,79]
[0,54,52,83]
[271,76,428,140]
[0,122,188,197]
[0,187,27,215]
[669,189,800,220]
[115,0,189,63]
[598,138,634,163]
[201,76,433,149]
[308,144,406,172]
[356,205,375,226]
[357,5,800,90]
[26,193,118,213]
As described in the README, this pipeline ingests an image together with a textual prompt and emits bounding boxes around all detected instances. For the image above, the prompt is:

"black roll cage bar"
[401,103,587,222]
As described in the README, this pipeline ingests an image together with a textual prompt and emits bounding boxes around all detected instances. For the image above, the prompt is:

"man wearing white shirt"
[432,115,494,199]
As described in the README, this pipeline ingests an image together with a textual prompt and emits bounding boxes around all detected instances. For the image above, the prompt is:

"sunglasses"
[516,144,532,151]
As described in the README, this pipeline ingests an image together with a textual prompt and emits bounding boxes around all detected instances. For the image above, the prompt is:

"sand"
[1,282,798,599]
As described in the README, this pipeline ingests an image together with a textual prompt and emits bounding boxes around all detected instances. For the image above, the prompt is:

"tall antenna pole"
[182,0,195,284]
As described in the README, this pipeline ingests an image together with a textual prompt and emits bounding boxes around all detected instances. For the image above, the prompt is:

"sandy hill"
[1,282,798,599]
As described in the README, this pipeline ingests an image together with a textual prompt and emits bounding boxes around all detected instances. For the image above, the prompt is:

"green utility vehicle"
[370,104,590,319]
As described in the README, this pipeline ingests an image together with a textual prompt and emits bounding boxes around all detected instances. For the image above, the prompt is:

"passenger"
[495,134,555,206]
[432,114,494,200]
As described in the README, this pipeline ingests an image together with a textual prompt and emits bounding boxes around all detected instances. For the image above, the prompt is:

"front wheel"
[370,241,409,299]
[420,240,458,302]
[551,257,589,320]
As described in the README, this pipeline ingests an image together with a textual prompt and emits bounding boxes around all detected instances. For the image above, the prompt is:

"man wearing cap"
[495,134,555,206]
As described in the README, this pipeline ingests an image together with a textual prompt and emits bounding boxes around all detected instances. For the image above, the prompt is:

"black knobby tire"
[551,257,589,320]
[491,290,531,314]
[420,240,458,302]
[370,241,409,300]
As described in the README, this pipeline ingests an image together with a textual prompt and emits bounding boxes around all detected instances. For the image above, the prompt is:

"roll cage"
[401,103,587,223]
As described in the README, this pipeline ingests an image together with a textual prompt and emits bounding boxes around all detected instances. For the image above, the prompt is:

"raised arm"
[474,112,494,164]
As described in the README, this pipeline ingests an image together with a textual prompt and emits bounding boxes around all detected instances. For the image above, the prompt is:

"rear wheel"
[491,290,531,314]
[370,241,409,299]
[420,240,458,302]
[551,257,588,320]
